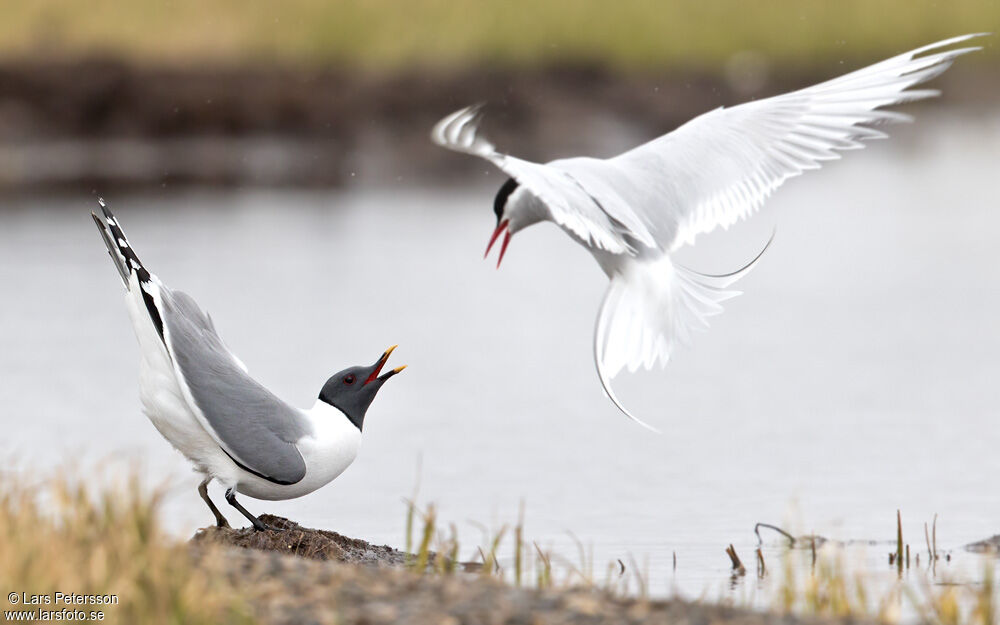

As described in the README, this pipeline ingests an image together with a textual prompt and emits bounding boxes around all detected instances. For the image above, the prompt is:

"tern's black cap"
[493,177,519,223]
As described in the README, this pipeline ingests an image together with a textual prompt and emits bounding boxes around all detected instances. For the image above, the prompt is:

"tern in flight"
[92,199,405,530]
[432,34,984,430]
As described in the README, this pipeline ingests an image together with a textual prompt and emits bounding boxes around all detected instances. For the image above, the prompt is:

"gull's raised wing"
[160,288,311,486]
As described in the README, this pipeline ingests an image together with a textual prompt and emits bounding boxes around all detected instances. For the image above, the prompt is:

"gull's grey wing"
[593,34,985,252]
[160,288,311,485]
[431,105,643,254]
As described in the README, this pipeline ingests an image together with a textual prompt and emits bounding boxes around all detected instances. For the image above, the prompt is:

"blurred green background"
[6,0,998,71]
[1,1,995,192]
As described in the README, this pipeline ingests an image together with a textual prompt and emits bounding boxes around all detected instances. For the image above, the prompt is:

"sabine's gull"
[92,199,405,530]
[431,34,985,430]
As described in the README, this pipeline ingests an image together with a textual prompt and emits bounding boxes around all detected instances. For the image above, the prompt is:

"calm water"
[1,114,998,601]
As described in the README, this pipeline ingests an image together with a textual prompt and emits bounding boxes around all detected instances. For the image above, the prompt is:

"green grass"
[3,0,997,71]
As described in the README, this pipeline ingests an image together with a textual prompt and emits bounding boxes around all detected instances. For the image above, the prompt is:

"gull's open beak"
[485,219,511,269]
[365,345,406,384]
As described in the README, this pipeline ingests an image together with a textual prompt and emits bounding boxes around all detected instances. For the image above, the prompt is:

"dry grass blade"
[415,503,436,572]
[0,469,251,625]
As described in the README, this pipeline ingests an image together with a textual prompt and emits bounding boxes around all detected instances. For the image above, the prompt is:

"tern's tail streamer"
[593,233,774,430]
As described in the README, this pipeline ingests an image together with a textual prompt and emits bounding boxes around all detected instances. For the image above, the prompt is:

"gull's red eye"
[343,374,356,385]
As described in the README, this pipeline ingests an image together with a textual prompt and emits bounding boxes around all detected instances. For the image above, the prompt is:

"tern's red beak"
[485,219,511,269]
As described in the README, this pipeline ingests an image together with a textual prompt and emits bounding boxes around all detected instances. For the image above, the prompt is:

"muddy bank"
[0,59,993,193]
[192,514,413,565]
[193,515,874,625]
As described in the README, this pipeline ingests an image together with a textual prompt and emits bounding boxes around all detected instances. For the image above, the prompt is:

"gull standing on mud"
[432,34,985,430]
[92,199,405,530]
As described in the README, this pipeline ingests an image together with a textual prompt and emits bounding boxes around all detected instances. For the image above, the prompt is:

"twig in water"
[896,510,904,574]
[726,544,746,576]
[756,548,766,578]
[617,559,625,576]
[932,513,938,561]
[755,522,795,546]
[514,501,524,587]
[925,522,933,562]
[672,551,677,572]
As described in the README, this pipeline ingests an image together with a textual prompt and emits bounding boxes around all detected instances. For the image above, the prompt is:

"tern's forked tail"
[593,233,774,430]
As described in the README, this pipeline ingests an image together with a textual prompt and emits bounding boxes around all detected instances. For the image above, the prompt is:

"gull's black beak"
[365,345,406,385]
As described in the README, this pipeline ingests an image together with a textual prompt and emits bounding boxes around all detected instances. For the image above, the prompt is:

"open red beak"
[485,219,511,269]
[365,345,406,385]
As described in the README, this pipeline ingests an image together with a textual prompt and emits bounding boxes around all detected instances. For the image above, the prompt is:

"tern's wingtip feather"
[918,32,991,52]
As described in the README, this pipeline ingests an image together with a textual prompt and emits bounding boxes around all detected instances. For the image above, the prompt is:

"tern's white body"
[432,34,984,428]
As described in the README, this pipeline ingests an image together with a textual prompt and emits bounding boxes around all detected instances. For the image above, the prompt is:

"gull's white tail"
[594,235,774,430]
[92,198,167,342]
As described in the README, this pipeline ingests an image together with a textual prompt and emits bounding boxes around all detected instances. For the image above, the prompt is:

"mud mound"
[191,514,409,565]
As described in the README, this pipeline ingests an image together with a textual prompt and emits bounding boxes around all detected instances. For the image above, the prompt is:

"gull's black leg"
[224,488,276,531]
[197,478,230,528]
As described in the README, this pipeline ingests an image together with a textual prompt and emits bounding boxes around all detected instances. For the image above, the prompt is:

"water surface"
[1,115,998,601]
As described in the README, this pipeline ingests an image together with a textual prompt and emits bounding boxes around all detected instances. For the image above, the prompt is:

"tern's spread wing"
[431,105,637,254]
[604,34,985,251]
[160,288,311,485]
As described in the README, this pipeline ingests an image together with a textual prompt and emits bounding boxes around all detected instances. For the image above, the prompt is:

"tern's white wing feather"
[431,105,635,253]
[603,33,985,251]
